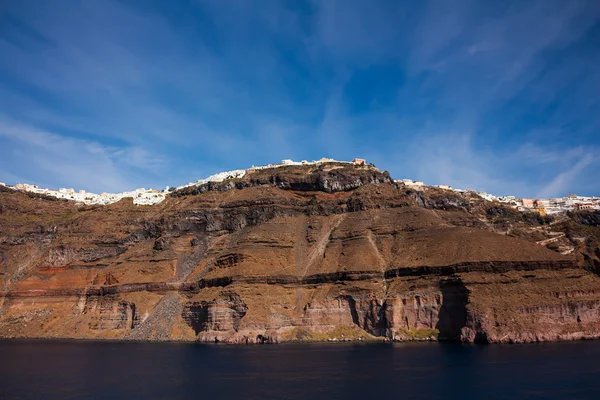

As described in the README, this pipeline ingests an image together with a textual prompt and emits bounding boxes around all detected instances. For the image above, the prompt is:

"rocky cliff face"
[1,163,600,343]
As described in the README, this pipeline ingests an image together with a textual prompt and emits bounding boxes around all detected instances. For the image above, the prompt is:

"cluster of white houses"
[2,158,598,213]
[1,158,368,206]
[2,183,166,205]
[394,179,599,215]
[493,194,600,215]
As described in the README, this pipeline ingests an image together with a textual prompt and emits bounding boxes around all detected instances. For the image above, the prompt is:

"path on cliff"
[536,234,566,246]
[530,216,569,232]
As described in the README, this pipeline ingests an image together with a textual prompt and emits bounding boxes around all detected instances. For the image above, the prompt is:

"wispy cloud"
[537,153,597,198]
[0,117,165,192]
[401,130,600,197]
[0,0,598,197]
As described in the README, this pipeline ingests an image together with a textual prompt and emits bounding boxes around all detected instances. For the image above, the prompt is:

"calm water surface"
[1,340,599,399]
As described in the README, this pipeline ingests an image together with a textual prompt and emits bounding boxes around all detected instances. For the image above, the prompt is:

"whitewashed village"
[397,179,599,215]
[1,158,598,214]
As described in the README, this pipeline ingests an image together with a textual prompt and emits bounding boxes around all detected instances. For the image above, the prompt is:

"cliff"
[1,162,599,343]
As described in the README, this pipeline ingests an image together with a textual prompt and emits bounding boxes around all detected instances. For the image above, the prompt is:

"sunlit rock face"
[1,163,600,343]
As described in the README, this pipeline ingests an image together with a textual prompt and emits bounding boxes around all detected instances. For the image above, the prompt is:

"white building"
[477,192,496,201]
[395,179,425,188]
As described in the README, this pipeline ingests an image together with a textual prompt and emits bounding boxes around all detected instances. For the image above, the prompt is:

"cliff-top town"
[1,157,598,214]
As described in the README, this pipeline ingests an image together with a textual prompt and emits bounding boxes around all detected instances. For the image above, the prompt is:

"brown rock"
[0,163,599,343]
[153,237,169,251]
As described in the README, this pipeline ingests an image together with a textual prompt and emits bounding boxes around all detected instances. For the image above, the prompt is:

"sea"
[1,340,599,399]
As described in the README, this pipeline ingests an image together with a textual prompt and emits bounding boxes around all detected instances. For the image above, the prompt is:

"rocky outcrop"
[172,163,392,197]
[153,237,170,251]
[570,211,600,227]
[84,297,138,330]
[45,245,127,268]
[183,292,247,336]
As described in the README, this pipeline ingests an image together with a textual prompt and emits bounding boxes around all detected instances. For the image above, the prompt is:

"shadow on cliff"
[185,304,209,335]
[436,278,469,341]
[344,295,360,326]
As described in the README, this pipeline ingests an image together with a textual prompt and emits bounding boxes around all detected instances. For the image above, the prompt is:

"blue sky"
[0,0,598,197]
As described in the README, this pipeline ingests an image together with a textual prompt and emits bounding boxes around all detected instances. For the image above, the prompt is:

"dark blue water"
[1,340,600,399]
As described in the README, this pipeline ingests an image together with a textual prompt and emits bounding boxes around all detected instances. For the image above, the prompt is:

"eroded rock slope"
[1,163,599,343]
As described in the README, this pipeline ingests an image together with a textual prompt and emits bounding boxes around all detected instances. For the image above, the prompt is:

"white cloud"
[0,118,166,192]
[537,153,597,198]
[399,130,599,197]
